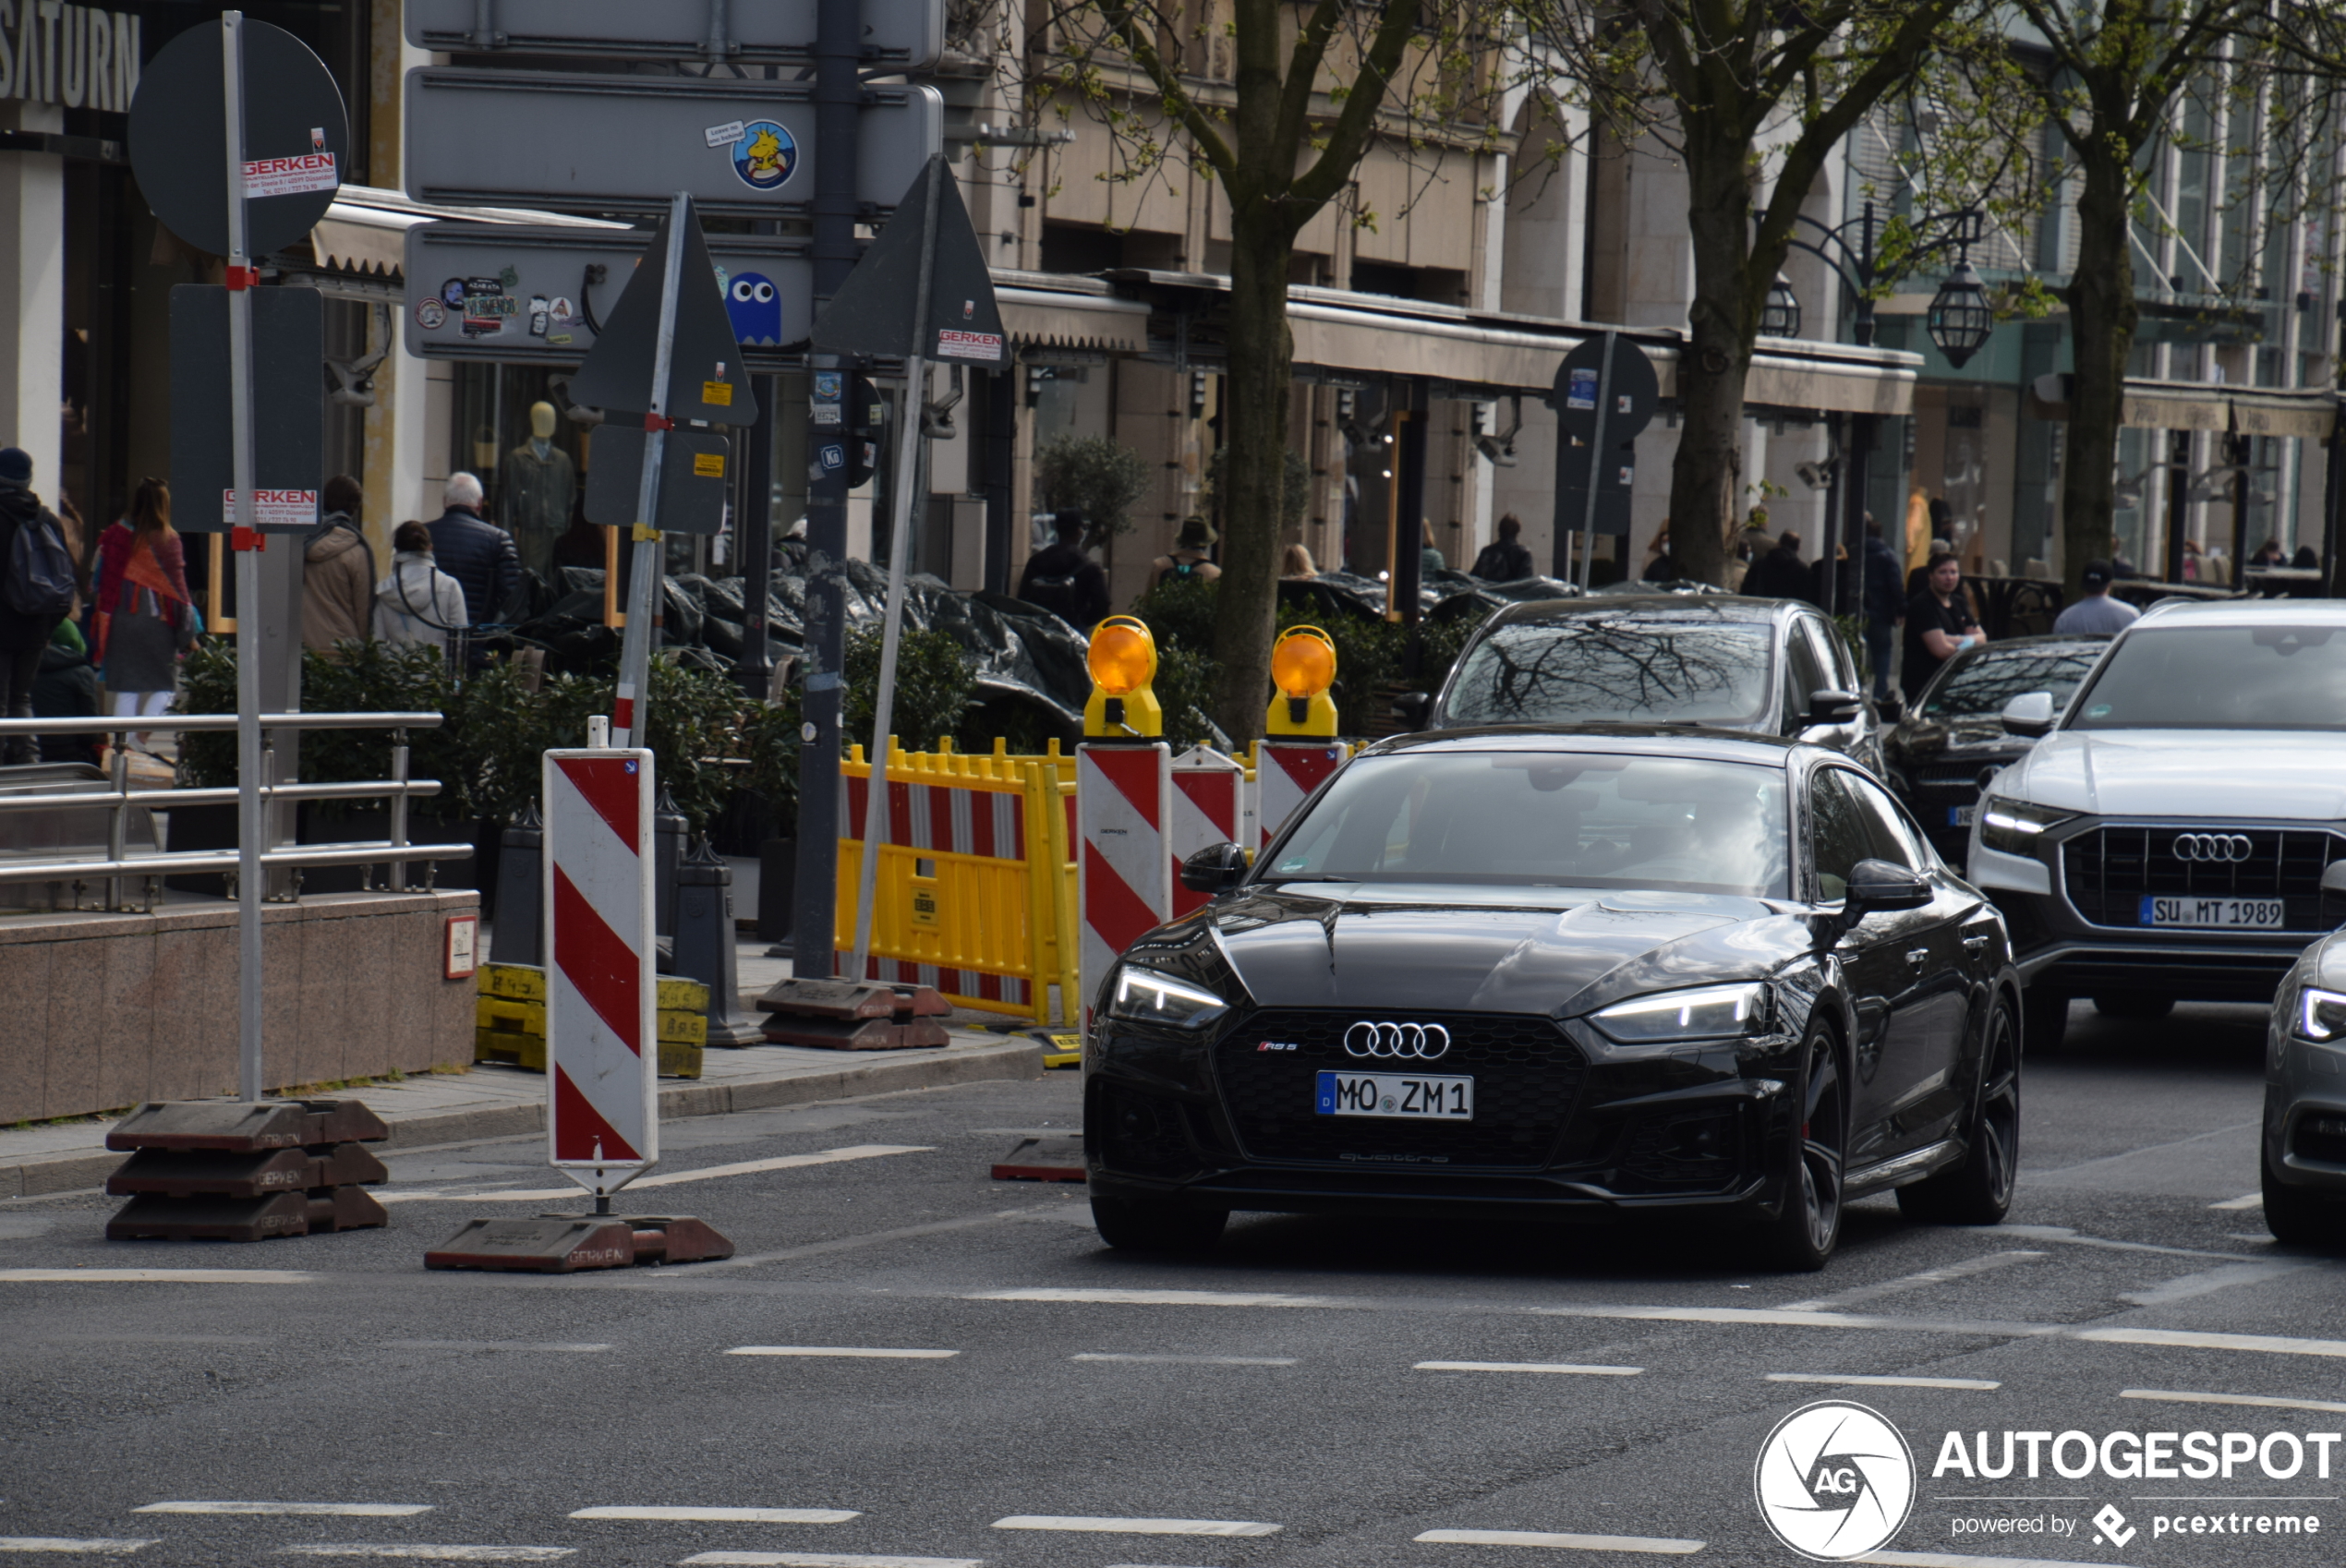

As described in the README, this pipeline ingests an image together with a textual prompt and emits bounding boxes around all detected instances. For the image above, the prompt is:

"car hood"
[1211,884,1806,1018]
[1999,730,2346,820]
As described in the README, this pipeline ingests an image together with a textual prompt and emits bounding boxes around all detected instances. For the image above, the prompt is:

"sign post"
[1552,335,1660,586]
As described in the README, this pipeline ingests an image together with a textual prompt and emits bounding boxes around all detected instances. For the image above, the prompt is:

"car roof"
[1953,633,2110,655]
[2132,598,2346,629]
[1478,593,1799,629]
[1361,723,1806,768]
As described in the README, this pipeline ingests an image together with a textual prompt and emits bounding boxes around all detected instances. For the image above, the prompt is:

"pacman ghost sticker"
[728,273,781,344]
[732,122,798,191]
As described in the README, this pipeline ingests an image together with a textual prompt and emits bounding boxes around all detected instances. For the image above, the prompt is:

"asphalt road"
[2,1000,2339,1568]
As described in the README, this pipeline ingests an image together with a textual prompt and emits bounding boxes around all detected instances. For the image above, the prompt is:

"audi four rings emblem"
[2172,833,2254,862]
[1345,1021,1452,1059]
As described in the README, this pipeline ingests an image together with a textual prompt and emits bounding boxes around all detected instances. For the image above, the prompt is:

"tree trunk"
[1668,126,1761,588]
[1210,205,1294,743]
[2061,139,2139,598]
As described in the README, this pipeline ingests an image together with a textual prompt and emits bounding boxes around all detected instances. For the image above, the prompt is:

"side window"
[1844,773,1925,870]
[1783,621,1830,734]
[1808,768,1875,900]
[1805,618,1858,694]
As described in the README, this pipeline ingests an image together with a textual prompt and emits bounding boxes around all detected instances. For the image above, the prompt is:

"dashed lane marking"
[725,1346,957,1360]
[0,1541,159,1556]
[1415,1362,1643,1377]
[382,1146,934,1203]
[2118,1261,2307,1307]
[1072,1353,1298,1366]
[969,1289,1357,1309]
[570,1509,859,1524]
[274,1550,573,1562]
[1766,1373,2000,1390]
[2075,1326,2346,1358]
[1780,1250,2047,1312]
[1529,1304,2050,1337]
[384,1342,611,1354]
[1414,1529,1704,1554]
[0,1271,320,1285]
[991,1517,1279,1538]
[2122,1387,2346,1415]
[2210,1192,2265,1211]
[677,1555,982,1567]
[135,1504,432,1518]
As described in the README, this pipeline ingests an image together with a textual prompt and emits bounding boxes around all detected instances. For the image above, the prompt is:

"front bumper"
[2266,1000,2346,1193]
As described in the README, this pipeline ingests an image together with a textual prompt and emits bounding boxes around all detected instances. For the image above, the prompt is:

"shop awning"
[996,285,1150,353]
[304,185,625,278]
[2026,374,2336,439]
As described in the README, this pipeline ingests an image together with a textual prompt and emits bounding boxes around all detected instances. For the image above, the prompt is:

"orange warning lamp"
[1267,626,1339,737]
[1085,616,1163,738]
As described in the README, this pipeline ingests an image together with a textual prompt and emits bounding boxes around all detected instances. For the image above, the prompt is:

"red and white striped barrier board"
[1169,744,1245,920]
[542,746,659,1198]
[1255,740,1346,854]
[1077,742,1171,1031]
[837,762,1038,1012]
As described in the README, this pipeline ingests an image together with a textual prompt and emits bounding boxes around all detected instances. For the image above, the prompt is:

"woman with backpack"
[0,447,77,766]
[1151,516,1221,588]
[93,478,196,746]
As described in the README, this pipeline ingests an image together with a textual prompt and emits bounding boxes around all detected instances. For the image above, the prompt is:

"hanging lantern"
[1760,274,1802,340]
[1927,260,1995,368]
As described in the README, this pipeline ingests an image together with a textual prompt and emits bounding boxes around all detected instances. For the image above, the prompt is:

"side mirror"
[1390,691,1433,730]
[1843,857,1931,925]
[2000,691,2056,739]
[1179,841,1250,896]
[1873,694,1905,725]
[1808,688,1865,727]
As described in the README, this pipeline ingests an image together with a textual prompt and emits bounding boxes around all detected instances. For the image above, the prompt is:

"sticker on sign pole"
[223,488,320,528]
[1566,367,1598,410]
[242,151,339,199]
[937,329,1004,361]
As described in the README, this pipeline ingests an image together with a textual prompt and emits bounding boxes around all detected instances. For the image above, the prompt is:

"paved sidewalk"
[0,1031,1047,1200]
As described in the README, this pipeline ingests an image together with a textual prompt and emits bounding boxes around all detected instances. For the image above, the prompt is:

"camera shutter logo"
[1753,1401,1915,1561]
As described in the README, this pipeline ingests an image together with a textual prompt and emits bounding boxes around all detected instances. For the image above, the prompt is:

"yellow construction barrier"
[835,738,1080,1025]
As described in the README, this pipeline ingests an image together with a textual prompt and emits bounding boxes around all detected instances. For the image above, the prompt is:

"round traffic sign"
[1554,334,1662,442]
[128,18,349,259]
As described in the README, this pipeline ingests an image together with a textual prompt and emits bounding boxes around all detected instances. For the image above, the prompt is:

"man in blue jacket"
[424,473,520,666]
[1860,513,1905,699]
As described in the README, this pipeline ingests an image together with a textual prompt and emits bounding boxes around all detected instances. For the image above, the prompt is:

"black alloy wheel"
[1091,1196,1228,1253]
[1900,994,2020,1224]
[1760,1025,1844,1271]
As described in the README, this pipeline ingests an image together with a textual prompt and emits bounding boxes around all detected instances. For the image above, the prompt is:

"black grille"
[1212,1010,1587,1169]
[2292,1114,2346,1167]
[2062,826,2346,931]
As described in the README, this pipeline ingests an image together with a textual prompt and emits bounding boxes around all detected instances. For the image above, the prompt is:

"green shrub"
[1033,433,1153,540]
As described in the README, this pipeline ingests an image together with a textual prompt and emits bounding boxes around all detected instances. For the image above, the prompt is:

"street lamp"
[1761,274,1802,339]
[1927,259,1995,368]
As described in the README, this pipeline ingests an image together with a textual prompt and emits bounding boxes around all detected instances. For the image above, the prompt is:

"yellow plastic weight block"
[480,963,547,1001]
[1039,1031,1082,1068]
[476,996,547,1036]
[658,1009,708,1045]
[657,976,711,1012]
[659,1041,704,1080]
[475,1029,547,1071]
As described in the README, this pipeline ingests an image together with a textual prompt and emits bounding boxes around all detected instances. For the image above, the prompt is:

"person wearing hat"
[2053,559,2140,635]
[0,447,73,766]
[1901,543,1986,701]
[1152,516,1221,588]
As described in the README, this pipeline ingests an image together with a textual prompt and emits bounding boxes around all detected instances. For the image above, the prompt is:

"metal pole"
[222,11,266,1103]
[1578,331,1617,592]
[612,193,692,749]
[388,730,410,893]
[738,371,778,696]
[849,162,946,975]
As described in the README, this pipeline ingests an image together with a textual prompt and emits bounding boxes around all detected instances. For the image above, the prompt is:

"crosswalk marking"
[1766,1373,2000,1390]
[1415,1362,1643,1377]
[1414,1529,1704,1554]
[0,1542,160,1556]
[1782,1250,2046,1313]
[990,1517,1278,1537]
[273,1550,574,1562]
[2209,1191,2265,1211]
[969,1288,1352,1309]
[677,1556,982,1567]
[570,1509,859,1524]
[725,1347,957,1360]
[134,1504,432,1518]
[2122,1387,2346,1415]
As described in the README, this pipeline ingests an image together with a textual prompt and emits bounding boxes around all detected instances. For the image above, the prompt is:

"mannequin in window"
[500,401,575,580]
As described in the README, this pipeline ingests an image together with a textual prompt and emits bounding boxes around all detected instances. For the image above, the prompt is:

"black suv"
[1412,596,1883,772]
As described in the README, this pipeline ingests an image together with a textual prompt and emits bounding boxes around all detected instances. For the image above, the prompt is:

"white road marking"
[2000,1224,2235,1260]
[991,1517,1279,1538]
[1857,1553,2125,1568]
[384,1342,611,1354]
[136,1504,432,1518]
[2210,1191,2265,1211]
[2118,1261,2306,1306]
[382,1146,932,1203]
[1415,1362,1643,1377]
[678,1556,981,1568]
[725,1346,958,1360]
[1766,1373,2000,1390]
[570,1509,859,1524]
[1414,1529,1703,1554]
[2076,1326,2346,1358]
[1781,1251,2046,1312]
[1530,1304,2050,1337]
[2123,1387,2346,1415]
[1071,1353,1298,1366]
[0,1542,159,1556]
[0,1271,320,1285]
[274,1550,573,1562]
[969,1289,1355,1309]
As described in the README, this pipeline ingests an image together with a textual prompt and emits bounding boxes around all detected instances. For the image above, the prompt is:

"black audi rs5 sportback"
[1083,727,2022,1270]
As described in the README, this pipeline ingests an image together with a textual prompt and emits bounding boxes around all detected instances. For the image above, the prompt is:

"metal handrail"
[0,840,474,885]
[0,778,445,814]
[0,711,445,734]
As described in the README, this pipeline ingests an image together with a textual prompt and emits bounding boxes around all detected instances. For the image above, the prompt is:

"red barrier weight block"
[102,1098,391,1243]
[424,1214,736,1272]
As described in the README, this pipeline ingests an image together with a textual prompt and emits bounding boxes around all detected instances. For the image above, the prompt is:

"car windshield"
[1441,616,1776,727]
[1919,643,2104,719]
[2069,624,2346,730]
[1260,750,1789,898]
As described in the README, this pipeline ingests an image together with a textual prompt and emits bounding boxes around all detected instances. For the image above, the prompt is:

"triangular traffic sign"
[569,198,759,427]
[813,155,1007,368]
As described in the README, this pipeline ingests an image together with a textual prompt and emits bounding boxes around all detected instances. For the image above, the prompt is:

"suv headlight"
[1107,966,1229,1030]
[1979,796,2074,856]
[2297,986,2346,1043]
[1590,982,1771,1045]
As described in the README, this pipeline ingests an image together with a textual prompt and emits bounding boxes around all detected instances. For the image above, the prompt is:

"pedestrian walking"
[2051,559,2140,635]
[1280,543,1319,579]
[1902,545,1985,700]
[0,447,77,765]
[374,521,468,660]
[1469,514,1535,581]
[1017,510,1110,631]
[302,474,376,655]
[1860,514,1905,700]
[425,473,519,663]
[92,476,196,742]
[1152,517,1222,588]
[1640,525,1677,584]
[1740,529,1808,600]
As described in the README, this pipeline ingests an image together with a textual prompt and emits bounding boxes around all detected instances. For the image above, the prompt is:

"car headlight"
[1978,796,2074,856]
[1590,982,1771,1045]
[1107,966,1229,1030]
[2297,986,2346,1043]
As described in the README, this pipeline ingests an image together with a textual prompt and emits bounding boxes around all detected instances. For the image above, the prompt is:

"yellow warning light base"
[1085,616,1163,738]
[1266,626,1340,738]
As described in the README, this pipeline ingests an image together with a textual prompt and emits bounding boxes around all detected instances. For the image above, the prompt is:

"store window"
[451,362,597,576]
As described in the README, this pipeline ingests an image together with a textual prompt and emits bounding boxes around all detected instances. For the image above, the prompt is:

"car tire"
[2094,994,2174,1020]
[1757,1024,1844,1272]
[1898,995,2019,1226]
[1091,1196,1227,1253]
[2022,988,2069,1055]
[2263,1140,2339,1246]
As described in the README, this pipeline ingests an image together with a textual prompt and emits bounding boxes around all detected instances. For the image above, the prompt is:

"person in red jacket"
[93,477,195,747]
